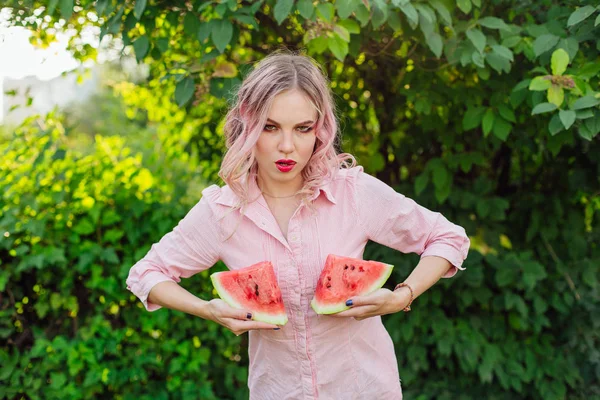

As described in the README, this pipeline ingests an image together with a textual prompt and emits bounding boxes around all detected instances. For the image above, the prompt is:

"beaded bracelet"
[393,282,414,312]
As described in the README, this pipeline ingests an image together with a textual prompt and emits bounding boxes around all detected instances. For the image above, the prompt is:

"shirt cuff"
[127,271,176,312]
[420,241,469,279]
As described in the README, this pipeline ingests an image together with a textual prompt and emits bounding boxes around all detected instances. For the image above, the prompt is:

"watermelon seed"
[344,265,349,270]
[351,265,355,270]
[326,283,331,289]
[327,276,331,281]
[359,266,364,272]
[254,284,259,296]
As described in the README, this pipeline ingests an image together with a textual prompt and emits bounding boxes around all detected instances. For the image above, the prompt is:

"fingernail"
[247,313,252,319]
[273,328,280,330]
[345,300,353,307]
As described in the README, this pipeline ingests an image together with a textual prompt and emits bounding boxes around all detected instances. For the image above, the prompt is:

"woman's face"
[254,89,318,191]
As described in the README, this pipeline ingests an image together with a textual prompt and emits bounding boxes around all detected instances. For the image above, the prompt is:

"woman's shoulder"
[201,184,236,207]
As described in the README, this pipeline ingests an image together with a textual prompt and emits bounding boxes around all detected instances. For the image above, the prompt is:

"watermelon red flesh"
[210,261,288,325]
[311,255,394,315]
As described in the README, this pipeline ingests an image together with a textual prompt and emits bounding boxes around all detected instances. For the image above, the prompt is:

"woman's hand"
[203,299,280,335]
[329,288,410,321]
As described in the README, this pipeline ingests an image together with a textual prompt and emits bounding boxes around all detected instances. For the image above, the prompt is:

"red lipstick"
[275,159,296,173]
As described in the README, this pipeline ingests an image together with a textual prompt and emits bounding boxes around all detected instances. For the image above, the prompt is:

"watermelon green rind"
[310,262,394,315]
[210,271,289,326]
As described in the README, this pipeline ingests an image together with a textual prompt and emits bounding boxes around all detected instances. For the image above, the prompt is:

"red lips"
[275,159,297,165]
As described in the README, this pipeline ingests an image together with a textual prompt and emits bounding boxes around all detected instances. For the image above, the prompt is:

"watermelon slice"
[311,255,394,314]
[210,261,288,325]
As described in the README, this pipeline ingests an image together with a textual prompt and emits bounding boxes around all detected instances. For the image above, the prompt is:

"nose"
[278,130,295,155]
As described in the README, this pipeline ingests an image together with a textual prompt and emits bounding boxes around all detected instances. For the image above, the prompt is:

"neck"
[256,173,303,199]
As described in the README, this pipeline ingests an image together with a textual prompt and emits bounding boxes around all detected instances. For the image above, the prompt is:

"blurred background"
[1,1,599,399]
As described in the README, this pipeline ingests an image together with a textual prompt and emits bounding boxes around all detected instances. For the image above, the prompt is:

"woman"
[126,50,470,399]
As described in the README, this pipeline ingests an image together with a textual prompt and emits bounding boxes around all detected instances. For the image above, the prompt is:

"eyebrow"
[266,118,315,126]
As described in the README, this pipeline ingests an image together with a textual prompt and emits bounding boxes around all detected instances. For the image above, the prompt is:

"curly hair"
[218,49,355,211]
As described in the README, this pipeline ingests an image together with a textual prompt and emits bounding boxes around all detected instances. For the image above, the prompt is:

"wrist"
[393,282,415,312]
[192,298,211,320]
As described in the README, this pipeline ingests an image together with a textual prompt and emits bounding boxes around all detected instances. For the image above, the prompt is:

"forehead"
[267,89,318,123]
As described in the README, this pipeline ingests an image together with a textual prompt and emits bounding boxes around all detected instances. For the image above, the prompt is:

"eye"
[297,126,314,133]
[263,125,277,132]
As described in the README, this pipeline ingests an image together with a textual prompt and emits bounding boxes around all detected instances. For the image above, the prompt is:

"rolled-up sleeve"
[352,167,470,278]
[125,189,222,311]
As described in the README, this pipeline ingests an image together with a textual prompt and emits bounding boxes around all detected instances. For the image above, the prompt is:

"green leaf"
[584,114,600,136]
[387,11,403,31]
[457,0,472,14]
[531,102,557,115]
[478,16,509,31]
[211,19,233,53]
[428,0,451,26]
[466,28,486,54]
[471,51,485,68]
[502,36,521,48]
[492,45,513,61]
[335,0,357,20]
[551,48,569,76]
[529,76,552,91]
[296,0,314,19]
[198,20,214,42]
[572,95,600,110]
[533,34,560,57]
[596,14,600,27]
[463,107,485,130]
[399,3,419,29]
[482,108,494,137]
[576,109,594,119]
[274,0,294,25]
[547,85,564,107]
[317,3,335,22]
[426,33,443,58]
[175,77,195,107]
[567,5,596,27]
[548,114,564,136]
[134,0,147,19]
[432,163,450,189]
[492,117,511,141]
[328,35,349,61]
[73,218,95,235]
[557,37,579,62]
[184,13,200,37]
[558,110,576,130]
[338,19,360,34]
[308,36,329,54]
[354,3,370,27]
[371,1,389,29]
[333,25,350,42]
[498,104,516,123]
[485,51,510,74]
[133,35,149,62]
[60,0,73,20]
[415,173,429,195]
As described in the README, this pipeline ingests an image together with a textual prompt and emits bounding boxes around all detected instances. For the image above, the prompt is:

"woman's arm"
[146,281,210,318]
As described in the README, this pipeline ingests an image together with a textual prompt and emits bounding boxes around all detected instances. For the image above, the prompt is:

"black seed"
[254,284,259,296]
[351,265,355,270]
[344,265,349,270]
[326,283,332,288]
[327,276,332,281]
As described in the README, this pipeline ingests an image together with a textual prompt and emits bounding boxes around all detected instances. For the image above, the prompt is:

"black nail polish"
[247,313,252,319]
[345,299,353,307]
[273,328,280,330]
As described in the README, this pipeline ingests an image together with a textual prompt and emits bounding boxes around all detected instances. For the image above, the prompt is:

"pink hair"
[219,49,355,210]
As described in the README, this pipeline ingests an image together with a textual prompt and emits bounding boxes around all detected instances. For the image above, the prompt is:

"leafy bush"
[0,115,249,399]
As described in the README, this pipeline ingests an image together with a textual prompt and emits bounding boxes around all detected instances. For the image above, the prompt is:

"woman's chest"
[218,202,369,303]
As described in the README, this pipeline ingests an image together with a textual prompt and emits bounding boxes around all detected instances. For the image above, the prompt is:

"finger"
[331,305,377,318]
[226,318,280,331]
[345,291,383,308]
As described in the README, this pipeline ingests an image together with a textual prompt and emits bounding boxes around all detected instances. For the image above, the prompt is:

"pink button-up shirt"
[126,166,470,399]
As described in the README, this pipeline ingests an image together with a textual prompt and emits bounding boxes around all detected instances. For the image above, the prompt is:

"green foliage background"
[1,0,599,399]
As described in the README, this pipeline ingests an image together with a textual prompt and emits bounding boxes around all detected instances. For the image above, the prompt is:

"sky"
[0,7,109,122]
